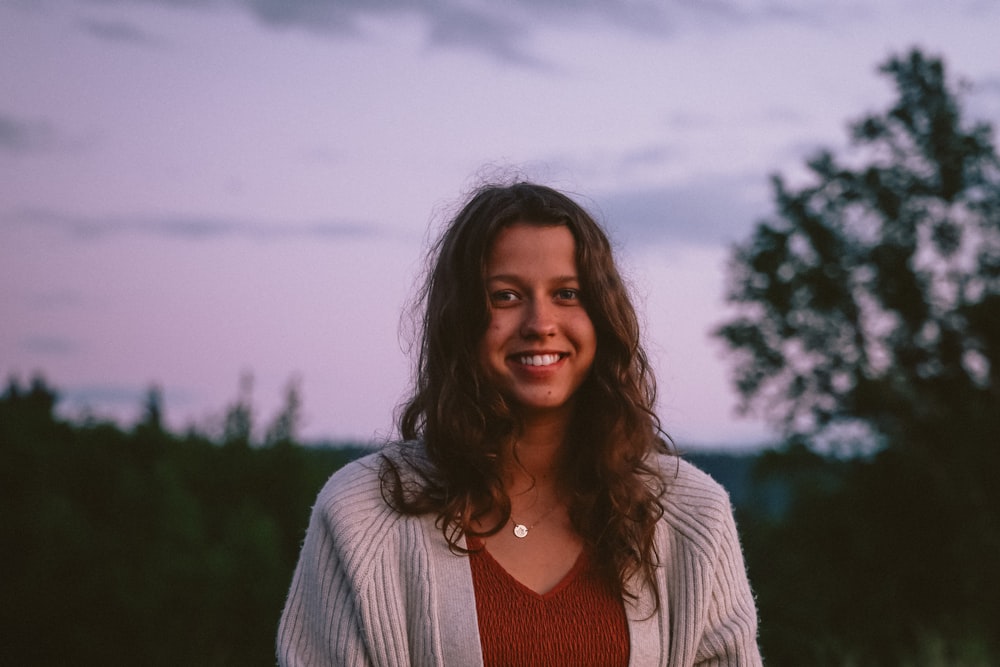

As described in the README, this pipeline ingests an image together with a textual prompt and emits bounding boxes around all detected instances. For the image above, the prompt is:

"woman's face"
[478,222,597,421]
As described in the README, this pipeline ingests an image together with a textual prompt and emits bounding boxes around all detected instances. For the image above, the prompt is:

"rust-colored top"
[469,541,629,667]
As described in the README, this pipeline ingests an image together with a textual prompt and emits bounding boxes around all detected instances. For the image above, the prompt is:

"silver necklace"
[511,502,561,539]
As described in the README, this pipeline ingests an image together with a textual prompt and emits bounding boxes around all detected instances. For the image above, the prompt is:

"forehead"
[485,223,578,276]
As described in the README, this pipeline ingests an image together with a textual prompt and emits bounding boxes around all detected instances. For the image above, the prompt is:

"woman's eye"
[491,290,519,303]
[556,288,580,301]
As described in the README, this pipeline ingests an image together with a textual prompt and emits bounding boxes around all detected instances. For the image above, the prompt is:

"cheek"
[483,312,513,340]
[481,322,500,345]
[572,314,597,345]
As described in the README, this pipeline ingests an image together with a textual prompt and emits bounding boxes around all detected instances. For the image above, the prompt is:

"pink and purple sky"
[3,0,999,449]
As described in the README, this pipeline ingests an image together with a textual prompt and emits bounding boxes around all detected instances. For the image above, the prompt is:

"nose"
[520,298,557,338]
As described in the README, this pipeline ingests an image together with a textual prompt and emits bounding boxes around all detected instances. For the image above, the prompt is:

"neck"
[501,409,573,496]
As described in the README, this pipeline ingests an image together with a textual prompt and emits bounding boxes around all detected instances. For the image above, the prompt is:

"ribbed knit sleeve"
[276,447,485,667]
[277,456,385,666]
[657,457,762,667]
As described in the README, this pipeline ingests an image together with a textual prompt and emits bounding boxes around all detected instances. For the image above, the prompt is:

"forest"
[2,371,995,666]
[2,49,998,665]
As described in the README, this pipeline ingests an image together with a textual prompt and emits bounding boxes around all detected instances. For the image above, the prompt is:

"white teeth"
[519,354,561,366]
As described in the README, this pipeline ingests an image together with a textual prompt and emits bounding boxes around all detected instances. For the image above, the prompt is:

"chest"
[468,544,630,667]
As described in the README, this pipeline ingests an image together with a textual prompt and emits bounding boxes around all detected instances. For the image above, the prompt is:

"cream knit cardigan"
[277,445,762,666]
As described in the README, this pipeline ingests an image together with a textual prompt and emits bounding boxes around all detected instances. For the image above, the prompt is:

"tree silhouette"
[717,49,1000,664]
[223,372,255,447]
[717,49,1000,455]
[265,375,303,446]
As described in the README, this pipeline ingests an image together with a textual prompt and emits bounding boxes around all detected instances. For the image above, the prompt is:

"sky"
[2,0,999,450]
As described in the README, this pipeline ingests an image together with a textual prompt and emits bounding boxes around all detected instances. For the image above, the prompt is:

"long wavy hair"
[381,181,672,604]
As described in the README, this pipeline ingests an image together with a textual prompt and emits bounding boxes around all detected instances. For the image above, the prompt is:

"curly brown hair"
[381,181,672,604]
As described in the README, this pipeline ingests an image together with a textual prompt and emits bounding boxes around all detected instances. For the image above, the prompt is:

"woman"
[277,182,761,666]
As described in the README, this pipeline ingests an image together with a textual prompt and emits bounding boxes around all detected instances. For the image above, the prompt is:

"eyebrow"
[485,274,579,284]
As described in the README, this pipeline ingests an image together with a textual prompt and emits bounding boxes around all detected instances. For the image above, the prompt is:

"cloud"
[51,383,199,432]
[6,208,381,242]
[596,174,772,247]
[419,4,543,67]
[65,0,834,65]
[61,384,147,406]
[227,0,575,65]
[19,335,79,356]
[77,17,163,46]
[0,112,57,154]
[617,145,677,170]
[57,383,196,416]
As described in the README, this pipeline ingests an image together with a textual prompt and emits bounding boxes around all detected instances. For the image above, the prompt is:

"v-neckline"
[470,537,588,599]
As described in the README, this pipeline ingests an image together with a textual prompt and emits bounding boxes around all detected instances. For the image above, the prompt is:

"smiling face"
[479,222,597,422]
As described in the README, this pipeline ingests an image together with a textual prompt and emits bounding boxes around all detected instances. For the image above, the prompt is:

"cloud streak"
[19,335,80,356]
[58,383,195,413]
[5,208,382,242]
[77,17,164,46]
[0,112,57,154]
[597,174,772,247]
[67,0,839,64]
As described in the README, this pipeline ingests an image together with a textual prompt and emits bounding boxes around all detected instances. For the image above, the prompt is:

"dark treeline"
[4,378,997,665]
[0,377,366,666]
[696,444,998,665]
[741,443,999,666]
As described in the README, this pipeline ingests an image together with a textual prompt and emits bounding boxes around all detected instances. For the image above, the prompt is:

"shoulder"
[305,442,435,572]
[650,454,737,552]
[311,440,431,533]
[312,449,387,532]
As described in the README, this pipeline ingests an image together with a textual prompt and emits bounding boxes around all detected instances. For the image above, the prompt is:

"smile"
[516,353,564,367]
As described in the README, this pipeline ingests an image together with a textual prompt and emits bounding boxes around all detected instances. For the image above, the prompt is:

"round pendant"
[513,523,529,538]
